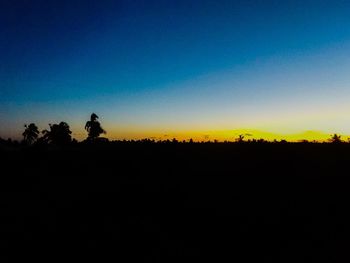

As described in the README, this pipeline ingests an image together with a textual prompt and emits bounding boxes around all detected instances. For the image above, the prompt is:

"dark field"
[1,142,350,262]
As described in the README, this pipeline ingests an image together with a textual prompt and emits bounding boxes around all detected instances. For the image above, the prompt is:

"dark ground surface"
[1,142,350,262]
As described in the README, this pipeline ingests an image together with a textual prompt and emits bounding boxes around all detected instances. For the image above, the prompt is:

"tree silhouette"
[329,133,342,143]
[42,122,72,145]
[22,123,40,145]
[85,113,106,140]
[236,134,245,143]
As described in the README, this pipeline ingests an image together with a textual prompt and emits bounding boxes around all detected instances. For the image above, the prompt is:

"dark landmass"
[1,141,350,262]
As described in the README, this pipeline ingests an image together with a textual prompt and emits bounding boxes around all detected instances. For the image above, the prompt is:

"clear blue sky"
[2,0,350,140]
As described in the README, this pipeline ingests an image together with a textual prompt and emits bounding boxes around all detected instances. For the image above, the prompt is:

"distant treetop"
[22,123,40,145]
[85,113,106,140]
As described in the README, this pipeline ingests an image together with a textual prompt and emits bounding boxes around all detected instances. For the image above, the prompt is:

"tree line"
[0,112,347,147]
[21,113,105,146]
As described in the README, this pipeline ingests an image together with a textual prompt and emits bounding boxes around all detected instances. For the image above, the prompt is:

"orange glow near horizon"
[72,128,345,142]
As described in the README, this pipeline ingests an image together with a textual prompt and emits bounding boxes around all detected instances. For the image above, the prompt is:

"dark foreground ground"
[1,142,350,262]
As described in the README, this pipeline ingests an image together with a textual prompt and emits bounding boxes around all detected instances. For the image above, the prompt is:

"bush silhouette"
[42,122,72,145]
[22,123,40,145]
[85,113,106,140]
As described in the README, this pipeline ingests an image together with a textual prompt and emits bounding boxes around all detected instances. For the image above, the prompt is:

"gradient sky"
[2,0,350,141]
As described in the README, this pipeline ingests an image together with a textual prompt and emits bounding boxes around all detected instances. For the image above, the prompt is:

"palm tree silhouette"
[42,122,72,145]
[85,113,106,140]
[329,133,342,143]
[22,123,40,145]
[236,134,245,143]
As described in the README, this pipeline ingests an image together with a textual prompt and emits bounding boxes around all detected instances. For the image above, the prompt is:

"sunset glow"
[2,1,350,141]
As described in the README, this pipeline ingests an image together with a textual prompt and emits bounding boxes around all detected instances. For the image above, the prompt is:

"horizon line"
[3,128,349,143]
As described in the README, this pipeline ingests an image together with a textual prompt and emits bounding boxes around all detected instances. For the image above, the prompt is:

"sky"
[1,0,350,141]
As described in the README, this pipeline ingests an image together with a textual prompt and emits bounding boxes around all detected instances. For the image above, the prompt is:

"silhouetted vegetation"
[236,134,245,142]
[42,122,72,146]
[85,113,106,141]
[2,113,350,261]
[22,123,39,145]
[329,133,342,143]
[1,113,349,148]
[2,136,350,262]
